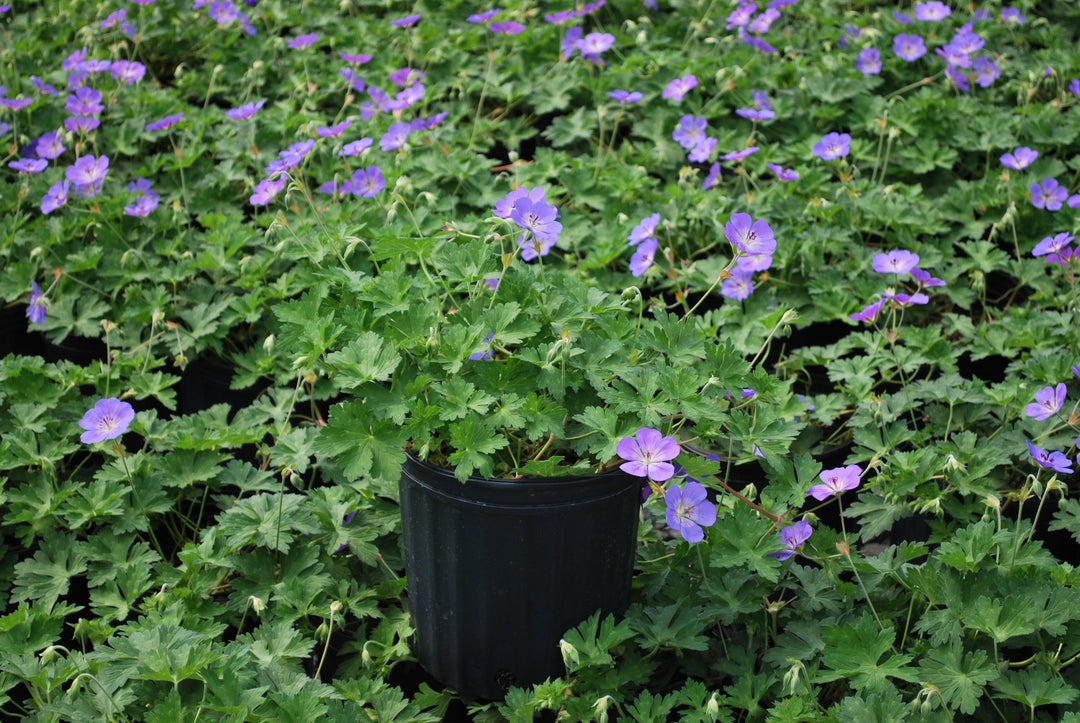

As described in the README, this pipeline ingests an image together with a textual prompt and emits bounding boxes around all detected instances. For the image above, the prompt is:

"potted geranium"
[272,182,790,698]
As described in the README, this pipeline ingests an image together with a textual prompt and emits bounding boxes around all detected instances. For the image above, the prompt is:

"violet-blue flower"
[65,87,104,116]
[629,238,658,277]
[1031,178,1069,210]
[911,268,945,287]
[672,115,708,150]
[249,176,286,206]
[493,186,546,219]
[467,8,500,23]
[491,20,525,35]
[9,158,48,173]
[662,74,698,102]
[339,51,372,65]
[26,281,46,324]
[872,249,920,274]
[665,482,717,543]
[721,269,755,300]
[882,291,929,306]
[1032,232,1074,257]
[145,112,183,132]
[973,56,1000,88]
[807,464,863,501]
[352,165,385,198]
[688,137,717,163]
[1002,7,1024,24]
[511,196,563,245]
[123,178,159,217]
[78,398,135,444]
[340,138,373,156]
[390,13,421,27]
[914,1,950,21]
[721,146,759,162]
[1027,441,1073,475]
[855,47,882,75]
[608,89,642,103]
[1000,146,1037,170]
[893,33,927,62]
[1025,383,1067,421]
[226,100,265,120]
[702,163,721,190]
[380,121,411,151]
[617,427,680,482]
[41,180,69,214]
[736,107,775,121]
[317,119,352,138]
[725,2,756,29]
[747,7,781,34]
[629,213,660,246]
[813,132,850,160]
[287,32,318,50]
[725,212,776,256]
[767,162,799,181]
[65,154,109,197]
[850,298,885,323]
[768,520,812,560]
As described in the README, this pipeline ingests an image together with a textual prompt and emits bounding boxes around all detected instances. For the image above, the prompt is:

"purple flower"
[389,67,425,88]
[31,77,59,96]
[65,154,109,197]
[9,158,48,173]
[807,464,863,501]
[766,162,799,181]
[665,482,717,543]
[617,427,680,482]
[724,212,776,256]
[339,51,372,65]
[511,196,563,246]
[380,121,411,151]
[1026,383,1067,421]
[1000,146,1038,170]
[721,268,755,300]
[225,99,265,120]
[26,281,46,324]
[469,332,495,361]
[741,35,777,53]
[41,180,69,214]
[317,119,352,137]
[123,178,159,217]
[65,87,104,116]
[629,212,661,246]
[945,66,970,92]
[892,10,913,23]
[973,56,999,87]
[544,10,576,24]
[64,117,99,134]
[1070,79,1080,98]
[629,238,658,277]
[911,268,945,286]
[390,13,421,27]
[1033,232,1074,257]
[207,0,240,25]
[249,176,286,206]
[579,32,614,56]
[768,520,812,560]
[747,7,781,33]
[735,107,775,121]
[736,252,772,273]
[0,97,33,111]
[352,165,385,198]
[702,163,721,190]
[110,59,146,85]
[850,299,885,323]
[662,75,698,102]
[1031,178,1069,210]
[893,33,927,61]
[725,2,757,29]
[78,398,135,444]
[883,292,929,306]
[319,179,353,196]
[813,132,851,160]
[721,146,759,162]
[493,186,546,219]
[288,32,318,49]
[688,137,717,163]
[949,30,984,55]
[145,112,183,132]
[1002,7,1024,24]
[560,27,583,59]
[855,47,882,75]
[340,138,373,156]
[491,20,525,35]
[468,8,500,22]
[914,1,950,21]
[872,249,920,274]
[1027,441,1073,475]
[608,89,642,103]
[672,115,708,150]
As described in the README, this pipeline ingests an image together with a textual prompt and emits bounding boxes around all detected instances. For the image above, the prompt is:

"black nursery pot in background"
[399,455,641,701]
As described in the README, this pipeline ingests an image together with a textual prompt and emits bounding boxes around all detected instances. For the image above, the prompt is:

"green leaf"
[833,684,910,723]
[964,595,1034,643]
[560,612,635,672]
[936,520,1009,572]
[818,613,917,692]
[446,416,508,481]
[11,533,87,608]
[217,493,318,553]
[239,622,316,666]
[434,377,496,421]
[315,400,407,483]
[326,332,401,389]
[917,642,998,715]
[992,667,1079,709]
[629,604,710,654]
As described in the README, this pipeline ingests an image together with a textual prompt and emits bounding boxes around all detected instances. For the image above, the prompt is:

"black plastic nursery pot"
[399,454,642,700]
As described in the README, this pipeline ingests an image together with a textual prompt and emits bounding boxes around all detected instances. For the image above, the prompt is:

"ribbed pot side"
[399,455,641,700]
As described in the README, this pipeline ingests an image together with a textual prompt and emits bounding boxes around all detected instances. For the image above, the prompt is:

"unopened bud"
[559,638,579,668]
[249,595,266,613]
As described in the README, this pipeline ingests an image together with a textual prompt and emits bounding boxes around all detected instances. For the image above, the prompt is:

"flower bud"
[249,595,266,613]
[559,638,579,668]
